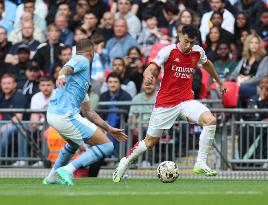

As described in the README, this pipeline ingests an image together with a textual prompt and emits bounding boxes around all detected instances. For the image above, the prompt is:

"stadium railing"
[0,104,268,171]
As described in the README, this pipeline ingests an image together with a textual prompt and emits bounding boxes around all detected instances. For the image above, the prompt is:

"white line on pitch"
[0,191,262,196]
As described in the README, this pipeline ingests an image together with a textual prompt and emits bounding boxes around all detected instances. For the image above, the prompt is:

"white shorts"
[47,112,97,146]
[147,100,210,137]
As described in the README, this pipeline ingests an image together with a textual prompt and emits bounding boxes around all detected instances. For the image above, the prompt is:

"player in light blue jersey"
[42,39,127,186]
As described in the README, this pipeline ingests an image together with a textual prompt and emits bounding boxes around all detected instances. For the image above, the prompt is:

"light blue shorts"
[47,112,97,145]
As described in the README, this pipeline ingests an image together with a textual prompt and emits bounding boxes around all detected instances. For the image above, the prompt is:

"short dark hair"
[106,72,123,84]
[209,0,225,3]
[1,73,17,82]
[181,25,199,39]
[74,27,88,36]
[211,11,223,20]
[113,57,126,67]
[26,61,40,71]
[57,0,71,10]
[90,33,105,44]
[164,2,179,15]
[59,45,72,54]
[0,0,4,9]
[24,0,35,4]
[76,38,94,53]
[40,76,54,83]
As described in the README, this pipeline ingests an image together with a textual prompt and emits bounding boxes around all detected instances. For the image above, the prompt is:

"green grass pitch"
[0,178,268,205]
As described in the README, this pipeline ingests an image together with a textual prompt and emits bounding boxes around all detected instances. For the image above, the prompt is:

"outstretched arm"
[202,60,227,94]
[143,63,160,86]
[81,101,128,142]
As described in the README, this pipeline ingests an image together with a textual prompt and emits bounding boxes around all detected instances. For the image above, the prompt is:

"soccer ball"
[157,161,179,183]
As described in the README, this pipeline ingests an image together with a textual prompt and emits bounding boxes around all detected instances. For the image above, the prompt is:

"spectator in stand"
[138,0,167,28]
[111,0,141,15]
[5,44,31,81]
[234,0,265,28]
[5,21,40,65]
[88,0,110,21]
[56,0,72,20]
[14,0,47,35]
[129,77,157,142]
[176,9,202,44]
[28,76,55,167]
[0,26,12,63]
[0,0,13,33]
[33,24,64,76]
[51,45,72,76]
[70,0,90,31]
[124,47,144,93]
[81,12,99,38]
[236,28,251,60]
[200,0,235,43]
[14,0,48,27]
[101,57,137,97]
[72,27,88,55]
[90,33,106,83]
[163,2,179,39]
[214,41,237,80]
[205,26,222,61]
[0,73,27,161]
[210,11,235,44]
[55,13,73,46]
[254,8,268,48]
[234,11,251,46]
[17,60,40,108]
[115,0,141,39]
[105,18,139,68]
[96,11,115,42]
[137,13,162,58]
[8,12,45,44]
[98,72,132,156]
[230,33,268,107]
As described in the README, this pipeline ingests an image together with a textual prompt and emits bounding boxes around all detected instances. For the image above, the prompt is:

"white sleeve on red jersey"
[192,45,208,64]
[150,44,176,68]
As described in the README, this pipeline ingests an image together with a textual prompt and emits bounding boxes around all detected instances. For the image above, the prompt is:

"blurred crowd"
[0,0,268,167]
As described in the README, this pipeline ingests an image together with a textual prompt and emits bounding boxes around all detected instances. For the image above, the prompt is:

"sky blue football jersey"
[48,55,90,116]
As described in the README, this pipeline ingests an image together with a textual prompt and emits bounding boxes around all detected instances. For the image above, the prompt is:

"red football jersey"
[151,44,207,108]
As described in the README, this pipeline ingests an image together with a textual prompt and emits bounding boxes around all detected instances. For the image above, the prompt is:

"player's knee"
[102,141,114,156]
[203,115,216,126]
[144,137,159,149]
[65,143,79,154]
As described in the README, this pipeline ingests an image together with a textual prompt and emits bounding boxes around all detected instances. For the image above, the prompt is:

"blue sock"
[53,143,79,170]
[71,142,114,169]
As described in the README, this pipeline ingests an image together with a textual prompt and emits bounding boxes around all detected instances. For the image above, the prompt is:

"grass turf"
[0,178,267,205]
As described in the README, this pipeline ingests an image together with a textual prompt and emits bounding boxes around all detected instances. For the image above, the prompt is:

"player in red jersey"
[113,25,227,182]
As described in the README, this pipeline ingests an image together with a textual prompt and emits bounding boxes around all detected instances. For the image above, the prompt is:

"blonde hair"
[242,33,266,60]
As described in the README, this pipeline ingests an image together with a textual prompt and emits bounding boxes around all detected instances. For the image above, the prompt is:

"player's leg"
[62,128,113,175]
[113,134,160,182]
[179,100,217,176]
[113,106,178,182]
[43,113,81,184]
[55,114,113,185]
[193,111,217,176]
[43,140,79,184]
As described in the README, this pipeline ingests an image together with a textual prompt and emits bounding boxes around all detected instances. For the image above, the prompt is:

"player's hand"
[144,75,154,86]
[56,75,67,88]
[219,83,227,95]
[109,127,128,142]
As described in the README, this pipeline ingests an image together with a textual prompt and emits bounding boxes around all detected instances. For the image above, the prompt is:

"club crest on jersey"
[191,57,197,63]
